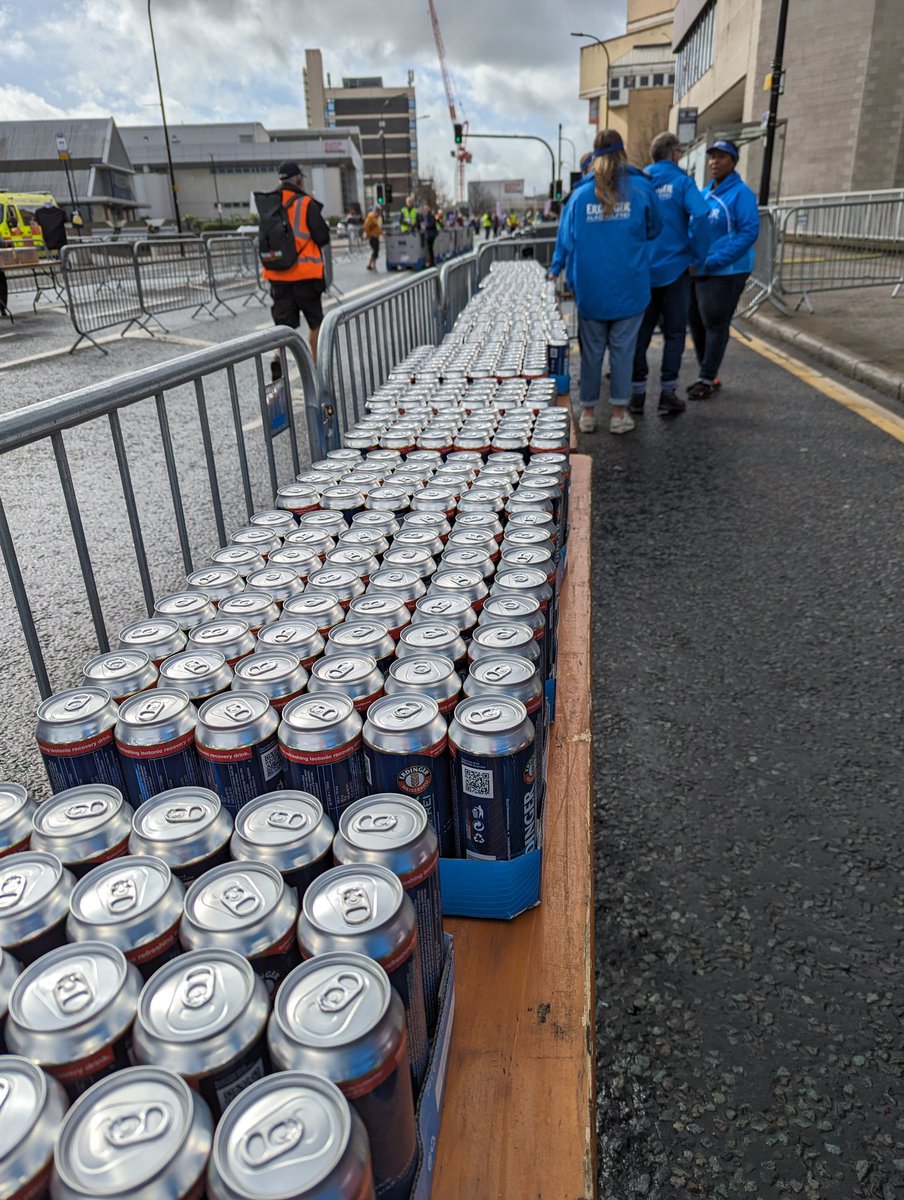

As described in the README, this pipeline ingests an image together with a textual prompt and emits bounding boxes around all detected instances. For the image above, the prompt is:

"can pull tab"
[53,969,94,1015]
[64,798,108,821]
[392,701,423,721]
[0,872,27,910]
[353,813,398,834]
[165,805,205,824]
[105,1104,171,1148]
[221,701,253,722]
[181,965,216,1009]
[326,662,353,679]
[338,884,372,926]
[317,970,365,1013]
[267,809,307,831]
[220,881,262,918]
[63,693,93,713]
[244,660,277,678]
[240,1112,304,1168]
[182,658,212,676]
[0,1078,9,1114]
[308,702,340,722]
[470,705,503,726]
[106,873,138,914]
[136,697,167,722]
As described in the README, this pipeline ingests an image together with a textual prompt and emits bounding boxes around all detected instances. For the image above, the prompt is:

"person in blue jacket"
[630,131,712,417]
[549,150,593,288]
[551,129,662,435]
[686,140,760,399]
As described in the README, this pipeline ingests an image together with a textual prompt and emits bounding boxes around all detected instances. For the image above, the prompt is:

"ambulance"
[0,191,59,251]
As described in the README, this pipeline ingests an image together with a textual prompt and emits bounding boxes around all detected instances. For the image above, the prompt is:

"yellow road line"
[732,328,904,444]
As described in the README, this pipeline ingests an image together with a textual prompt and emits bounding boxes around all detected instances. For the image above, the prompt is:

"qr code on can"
[261,744,282,780]
[462,765,493,798]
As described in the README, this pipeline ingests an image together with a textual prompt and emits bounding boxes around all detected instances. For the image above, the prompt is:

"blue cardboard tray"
[411,933,456,1198]
[438,852,542,920]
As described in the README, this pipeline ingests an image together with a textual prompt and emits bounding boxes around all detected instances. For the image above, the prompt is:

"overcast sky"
[0,0,627,196]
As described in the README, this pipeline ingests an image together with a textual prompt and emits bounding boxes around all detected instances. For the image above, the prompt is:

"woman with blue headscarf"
[552,129,663,435]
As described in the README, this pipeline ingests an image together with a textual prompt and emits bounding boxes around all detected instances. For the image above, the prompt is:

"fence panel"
[476,236,558,280]
[133,237,217,324]
[737,210,781,317]
[438,252,477,332]
[0,329,325,752]
[317,270,442,446]
[3,261,67,311]
[205,234,266,313]
[61,242,148,352]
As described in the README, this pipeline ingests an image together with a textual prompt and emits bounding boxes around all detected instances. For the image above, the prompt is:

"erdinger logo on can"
[397,764,432,796]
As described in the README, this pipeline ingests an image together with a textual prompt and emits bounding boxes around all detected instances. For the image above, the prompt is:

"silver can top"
[158,649,234,701]
[469,621,540,663]
[247,567,305,604]
[231,655,308,708]
[449,696,534,756]
[277,482,321,507]
[115,689,197,747]
[337,528,389,556]
[325,547,379,580]
[334,794,437,882]
[401,511,451,540]
[283,526,336,556]
[181,861,298,958]
[219,591,281,630]
[210,545,268,577]
[129,787,232,864]
[250,509,297,535]
[0,782,33,853]
[0,851,75,950]
[257,620,325,661]
[386,654,459,708]
[281,590,345,632]
[298,510,348,537]
[132,949,268,1079]
[51,1065,213,1200]
[117,618,186,661]
[82,651,158,702]
[326,621,393,661]
[231,792,334,875]
[67,855,183,952]
[0,1055,67,1198]
[412,593,478,634]
[308,655,383,708]
[278,695,361,754]
[306,567,365,605]
[35,687,118,745]
[188,619,256,661]
[229,526,283,555]
[351,510,400,537]
[30,784,132,865]
[491,565,553,603]
[382,545,437,580]
[186,566,245,603]
[366,567,426,606]
[347,592,411,632]
[398,621,466,662]
[153,591,218,632]
[363,694,445,756]
[195,690,280,752]
[467,654,540,692]
[298,863,414,964]
[428,567,488,607]
[5,941,141,1064]
[267,545,320,578]
[207,1073,367,1200]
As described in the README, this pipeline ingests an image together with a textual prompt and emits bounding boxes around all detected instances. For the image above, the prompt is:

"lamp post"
[759,0,790,205]
[147,0,183,233]
[209,154,223,228]
[571,31,611,130]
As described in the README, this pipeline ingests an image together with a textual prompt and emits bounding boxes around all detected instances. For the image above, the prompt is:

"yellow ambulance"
[0,192,59,250]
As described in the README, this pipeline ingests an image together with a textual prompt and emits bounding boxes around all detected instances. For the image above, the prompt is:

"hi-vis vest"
[262,190,324,283]
[400,205,418,232]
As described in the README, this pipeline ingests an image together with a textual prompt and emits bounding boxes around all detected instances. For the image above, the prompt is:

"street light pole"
[147,0,183,233]
[759,0,791,205]
[571,32,611,130]
[464,132,557,200]
[209,154,223,228]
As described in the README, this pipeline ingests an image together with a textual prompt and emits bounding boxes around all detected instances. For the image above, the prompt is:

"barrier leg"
[211,297,238,316]
[70,331,108,355]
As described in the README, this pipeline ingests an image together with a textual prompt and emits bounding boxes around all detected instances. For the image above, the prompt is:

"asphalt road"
[586,333,903,1199]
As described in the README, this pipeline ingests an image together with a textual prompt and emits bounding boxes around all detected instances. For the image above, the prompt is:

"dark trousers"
[423,233,437,267]
[631,272,691,394]
[688,273,749,382]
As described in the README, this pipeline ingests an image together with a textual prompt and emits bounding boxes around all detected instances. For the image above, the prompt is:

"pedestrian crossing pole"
[759,0,790,205]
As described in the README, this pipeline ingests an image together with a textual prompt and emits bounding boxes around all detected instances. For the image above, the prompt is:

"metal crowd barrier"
[3,261,67,311]
[438,251,478,330]
[61,242,151,352]
[317,269,442,446]
[475,236,558,280]
[206,235,267,314]
[0,328,325,702]
[737,209,780,317]
[133,237,217,325]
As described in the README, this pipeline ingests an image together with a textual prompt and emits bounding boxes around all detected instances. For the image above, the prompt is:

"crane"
[427,0,471,204]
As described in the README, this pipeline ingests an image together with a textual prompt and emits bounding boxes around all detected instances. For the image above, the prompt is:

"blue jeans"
[689,273,749,381]
[631,272,691,394]
[578,311,645,409]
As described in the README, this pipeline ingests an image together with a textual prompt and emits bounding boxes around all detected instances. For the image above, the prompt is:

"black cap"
[278,161,303,180]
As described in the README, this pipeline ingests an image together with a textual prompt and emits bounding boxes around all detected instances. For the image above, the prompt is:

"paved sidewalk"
[740,286,904,404]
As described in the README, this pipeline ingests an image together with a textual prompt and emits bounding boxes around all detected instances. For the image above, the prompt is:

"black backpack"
[255,189,300,271]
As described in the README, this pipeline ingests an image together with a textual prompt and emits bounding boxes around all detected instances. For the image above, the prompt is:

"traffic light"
[569,170,582,189]
[554,180,563,201]
[385,184,393,204]
[376,183,385,206]
[454,123,463,144]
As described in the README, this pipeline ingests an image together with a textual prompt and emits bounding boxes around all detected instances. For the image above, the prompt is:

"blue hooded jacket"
[697,169,760,276]
[644,159,712,287]
[556,165,663,321]
[550,172,595,283]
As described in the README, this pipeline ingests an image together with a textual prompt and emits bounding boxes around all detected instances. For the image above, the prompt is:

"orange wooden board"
[432,453,595,1200]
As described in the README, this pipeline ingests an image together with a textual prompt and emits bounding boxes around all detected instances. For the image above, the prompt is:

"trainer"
[263,161,331,364]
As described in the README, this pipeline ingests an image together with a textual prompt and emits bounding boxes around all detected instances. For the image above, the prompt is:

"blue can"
[448,696,537,860]
[194,689,283,817]
[35,688,126,795]
[114,688,205,806]
[277,695,367,828]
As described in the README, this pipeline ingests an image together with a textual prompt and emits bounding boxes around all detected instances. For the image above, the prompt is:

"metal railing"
[61,242,152,351]
[0,328,324,701]
[475,237,558,281]
[317,269,442,446]
[206,235,267,314]
[133,237,218,324]
[438,251,478,331]
[3,260,67,311]
[738,209,780,317]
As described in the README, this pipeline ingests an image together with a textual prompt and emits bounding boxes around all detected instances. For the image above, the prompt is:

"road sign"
[56,131,70,161]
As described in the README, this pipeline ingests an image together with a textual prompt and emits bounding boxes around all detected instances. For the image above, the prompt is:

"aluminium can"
[257,619,325,669]
[0,851,75,965]
[158,648,234,703]
[381,545,437,582]
[153,591,218,632]
[347,593,411,640]
[452,508,505,539]
[465,654,545,795]
[298,510,349,540]
[35,688,126,796]
[114,689,204,807]
[366,567,426,611]
[0,783,34,858]
[29,784,133,878]
[0,1055,67,1200]
[337,527,390,557]
[267,953,416,1200]
[396,621,467,676]
[308,654,384,715]
[219,590,281,634]
[326,621,395,674]
[267,543,321,580]
[283,526,336,559]
[82,650,158,703]
[195,691,283,817]
[247,566,305,606]
[449,696,537,862]
[411,593,478,640]
[50,1065,213,1200]
[187,618,257,667]
[66,855,184,980]
[385,654,461,717]
[439,544,495,581]
[362,695,454,858]
[250,509,297,538]
[276,483,321,516]
[334,796,444,1036]
[306,567,365,610]
[351,510,400,539]
[427,566,489,613]
[185,566,245,605]
[298,864,428,1093]
[181,860,300,997]
[209,544,268,578]
[0,948,21,1049]
[229,526,283,558]
[319,485,366,525]
[500,543,557,586]
[231,652,308,712]
[230,791,334,900]
[281,590,345,637]
[117,618,186,666]
[5,941,142,1101]
[325,546,379,584]
[504,507,556,542]
[278,696,366,829]
[400,510,451,542]
[468,620,542,673]
[206,1073,374,1200]
[132,948,270,1119]
[129,787,233,885]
